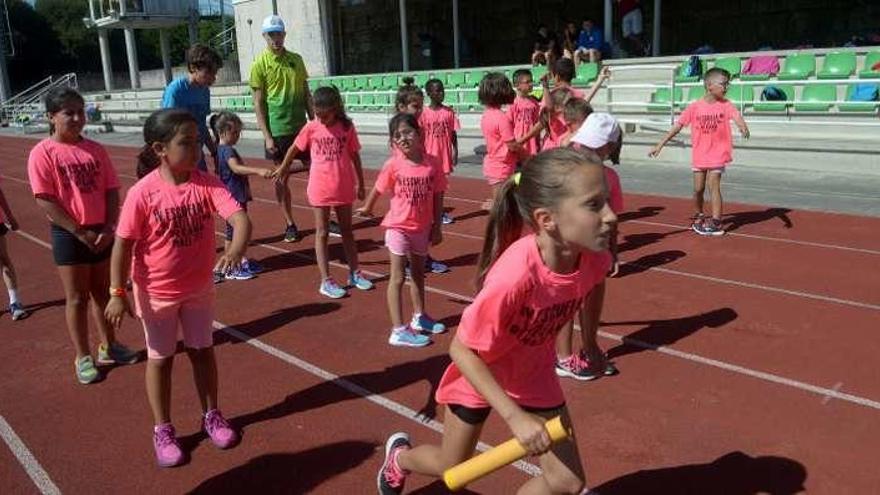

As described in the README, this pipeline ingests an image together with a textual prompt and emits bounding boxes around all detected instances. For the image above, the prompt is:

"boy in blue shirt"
[161,44,223,172]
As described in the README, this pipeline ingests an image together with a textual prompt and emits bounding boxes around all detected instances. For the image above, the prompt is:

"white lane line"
[0,415,62,495]
[822,382,845,406]
[214,322,541,477]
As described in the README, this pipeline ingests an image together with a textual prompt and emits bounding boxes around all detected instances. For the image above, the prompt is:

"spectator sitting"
[562,22,579,60]
[575,19,604,64]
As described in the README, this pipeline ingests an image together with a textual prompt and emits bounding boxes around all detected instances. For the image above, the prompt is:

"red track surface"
[0,134,878,494]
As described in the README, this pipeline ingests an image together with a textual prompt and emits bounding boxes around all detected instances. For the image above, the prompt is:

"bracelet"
[109,287,126,298]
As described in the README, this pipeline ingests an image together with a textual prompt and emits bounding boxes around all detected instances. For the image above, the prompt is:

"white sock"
[392,325,408,333]
[8,288,19,305]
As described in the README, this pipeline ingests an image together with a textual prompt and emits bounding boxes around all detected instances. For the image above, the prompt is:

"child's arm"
[449,338,552,455]
[352,152,366,201]
[733,114,750,139]
[582,66,611,105]
[578,281,607,358]
[95,188,120,253]
[452,131,459,165]
[228,155,274,179]
[354,187,381,217]
[273,144,306,182]
[34,196,99,250]
[648,123,684,157]
[0,187,18,230]
[218,211,251,272]
[104,237,135,329]
[431,192,443,245]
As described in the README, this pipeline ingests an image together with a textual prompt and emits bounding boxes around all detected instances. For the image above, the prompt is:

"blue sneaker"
[425,256,449,274]
[242,258,263,274]
[9,302,28,321]
[319,278,347,299]
[388,326,431,347]
[410,313,446,334]
[225,267,255,280]
[97,342,140,365]
[283,224,300,243]
[441,212,454,225]
[349,270,374,291]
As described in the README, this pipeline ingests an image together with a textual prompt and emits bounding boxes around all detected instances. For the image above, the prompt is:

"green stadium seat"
[466,69,487,88]
[382,74,400,90]
[445,71,467,89]
[574,63,599,86]
[818,51,856,79]
[753,84,794,112]
[354,76,369,90]
[686,86,705,103]
[359,93,376,107]
[794,84,835,111]
[778,54,816,80]
[712,56,741,78]
[344,93,360,108]
[413,73,429,88]
[460,89,480,110]
[858,51,880,79]
[648,87,682,112]
[838,84,879,112]
[367,75,384,90]
[675,58,705,83]
[375,93,392,107]
[725,84,754,106]
[307,79,320,91]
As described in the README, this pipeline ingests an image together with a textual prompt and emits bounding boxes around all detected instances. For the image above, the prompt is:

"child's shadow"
[605,307,738,360]
[213,302,342,346]
[618,229,689,254]
[723,207,793,233]
[617,206,665,223]
[617,250,686,278]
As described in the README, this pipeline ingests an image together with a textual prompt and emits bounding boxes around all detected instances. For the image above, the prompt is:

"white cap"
[572,112,621,149]
[261,15,285,34]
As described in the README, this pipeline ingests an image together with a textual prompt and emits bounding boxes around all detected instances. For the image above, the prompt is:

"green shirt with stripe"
[249,49,310,136]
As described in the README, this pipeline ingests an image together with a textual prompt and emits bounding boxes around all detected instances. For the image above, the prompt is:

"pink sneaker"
[377,432,411,494]
[203,409,239,449]
[153,423,184,468]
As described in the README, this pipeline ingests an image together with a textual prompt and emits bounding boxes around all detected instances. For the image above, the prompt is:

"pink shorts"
[692,166,726,174]
[133,284,215,359]
[385,228,430,257]
[485,175,510,186]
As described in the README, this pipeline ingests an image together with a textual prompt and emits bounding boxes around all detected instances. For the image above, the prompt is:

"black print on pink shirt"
[397,175,433,207]
[426,120,452,139]
[512,105,539,124]
[509,296,586,346]
[151,197,214,247]
[58,160,100,193]
[313,135,347,162]
[696,112,726,134]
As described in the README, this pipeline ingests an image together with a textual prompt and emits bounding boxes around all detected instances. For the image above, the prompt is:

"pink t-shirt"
[294,120,362,206]
[116,169,242,299]
[677,99,740,168]
[510,96,541,157]
[436,234,610,408]
[27,138,120,227]
[480,107,518,182]
[604,166,624,214]
[419,105,460,175]
[375,154,448,233]
[542,115,569,150]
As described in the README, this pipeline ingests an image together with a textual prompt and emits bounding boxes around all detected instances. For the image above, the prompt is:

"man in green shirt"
[250,14,313,242]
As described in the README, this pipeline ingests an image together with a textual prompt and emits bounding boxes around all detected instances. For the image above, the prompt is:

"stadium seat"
[778,54,816,80]
[466,69,487,88]
[382,74,401,90]
[367,75,384,90]
[354,76,369,90]
[445,71,467,89]
[858,51,880,79]
[686,86,705,103]
[818,51,856,79]
[838,84,879,112]
[413,73,429,88]
[531,65,548,82]
[712,56,741,78]
[460,89,480,110]
[307,79,320,91]
[794,84,835,111]
[753,84,794,112]
[725,84,754,108]
[675,58,705,83]
[574,63,599,86]
[647,87,682,112]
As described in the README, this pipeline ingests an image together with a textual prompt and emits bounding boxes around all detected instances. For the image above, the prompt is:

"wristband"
[109,287,126,298]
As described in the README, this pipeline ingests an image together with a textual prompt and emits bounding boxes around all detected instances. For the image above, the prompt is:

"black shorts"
[0,224,7,236]
[265,129,309,165]
[225,203,247,241]
[50,224,112,266]
[448,402,566,426]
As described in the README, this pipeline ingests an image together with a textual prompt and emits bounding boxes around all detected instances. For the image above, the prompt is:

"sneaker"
[701,218,725,237]
[75,355,101,384]
[377,432,411,494]
[690,213,705,234]
[319,278,347,299]
[555,354,602,381]
[410,313,446,334]
[425,256,450,274]
[241,258,264,275]
[441,212,454,225]
[328,220,342,238]
[579,350,619,377]
[283,223,300,243]
[349,270,374,291]
[97,342,139,365]
[153,423,185,468]
[225,267,256,281]
[213,271,225,284]
[388,326,431,347]
[9,302,28,321]
[203,409,239,449]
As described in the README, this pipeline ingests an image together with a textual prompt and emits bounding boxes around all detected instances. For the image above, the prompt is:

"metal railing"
[2,73,77,132]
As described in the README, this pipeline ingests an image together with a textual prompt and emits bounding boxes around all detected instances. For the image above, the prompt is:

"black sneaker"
[701,218,725,237]
[283,223,300,243]
[328,220,342,238]
[377,432,411,494]
[690,213,706,234]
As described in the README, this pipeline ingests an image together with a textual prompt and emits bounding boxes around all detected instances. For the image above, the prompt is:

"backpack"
[850,84,879,101]
[684,56,702,78]
[761,86,787,101]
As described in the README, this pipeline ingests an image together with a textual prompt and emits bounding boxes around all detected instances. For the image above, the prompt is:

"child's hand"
[272,165,290,184]
[261,168,275,179]
[76,229,99,252]
[648,145,663,158]
[104,295,134,329]
[6,216,18,231]
[216,252,242,274]
[354,206,372,218]
[94,229,114,253]
[508,410,552,456]
[741,128,751,139]
[599,66,611,79]
[431,224,443,245]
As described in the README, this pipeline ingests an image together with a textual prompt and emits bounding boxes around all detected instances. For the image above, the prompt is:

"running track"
[0,135,878,494]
